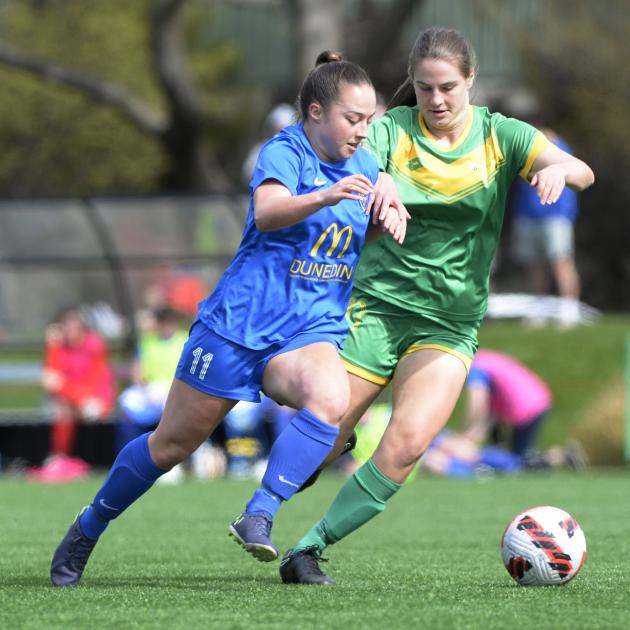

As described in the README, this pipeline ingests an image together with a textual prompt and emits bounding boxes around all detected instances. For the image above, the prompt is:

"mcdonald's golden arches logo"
[310,223,353,258]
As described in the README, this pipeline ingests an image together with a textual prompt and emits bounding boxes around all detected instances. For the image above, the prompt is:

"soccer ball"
[501,506,586,586]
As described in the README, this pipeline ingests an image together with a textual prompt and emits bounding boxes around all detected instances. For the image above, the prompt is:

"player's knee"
[393,431,432,468]
[303,382,350,425]
[150,436,193,470]
[309,397,349,425]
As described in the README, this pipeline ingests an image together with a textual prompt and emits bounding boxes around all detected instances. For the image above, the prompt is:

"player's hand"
[369,172,410,225]
[41,368,64,393]
[377,205,408,244]
[81,398,105,422]
[322,174,373,207]
[530,164,567,205]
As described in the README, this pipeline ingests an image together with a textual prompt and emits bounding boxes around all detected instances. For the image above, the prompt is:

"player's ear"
[308,101,323,123]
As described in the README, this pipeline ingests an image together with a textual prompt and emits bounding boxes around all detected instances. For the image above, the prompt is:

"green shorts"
[341,287,481,385]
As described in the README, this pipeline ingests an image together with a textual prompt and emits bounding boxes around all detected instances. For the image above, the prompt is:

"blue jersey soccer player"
[50,51,407,586]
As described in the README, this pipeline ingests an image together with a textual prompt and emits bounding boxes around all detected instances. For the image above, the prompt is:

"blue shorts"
[175,320,342,402]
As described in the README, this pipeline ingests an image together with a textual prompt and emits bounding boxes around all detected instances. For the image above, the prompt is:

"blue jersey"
[199,124,379,349]
[512,137,578,221]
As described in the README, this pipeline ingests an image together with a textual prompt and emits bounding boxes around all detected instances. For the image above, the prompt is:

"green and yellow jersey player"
[280,26,594,586]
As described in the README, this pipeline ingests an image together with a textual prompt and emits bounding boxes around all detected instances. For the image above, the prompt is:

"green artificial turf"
[1,471,629,629]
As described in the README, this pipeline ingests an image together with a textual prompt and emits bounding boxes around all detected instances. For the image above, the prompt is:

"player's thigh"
[373,349,467,472]
[322,372,384,463]
[340,372,383,438]
[263,341,350,421]
[150,321,261,466]
[150,378,237,468]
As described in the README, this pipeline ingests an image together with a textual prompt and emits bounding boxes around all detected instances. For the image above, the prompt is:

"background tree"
[0,0,422,196]
[479,0,630,310]
[0,0,256,194]
[285,0,419,98]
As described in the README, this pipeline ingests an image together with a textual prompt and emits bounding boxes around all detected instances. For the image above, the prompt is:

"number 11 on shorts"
[190,346,214,380]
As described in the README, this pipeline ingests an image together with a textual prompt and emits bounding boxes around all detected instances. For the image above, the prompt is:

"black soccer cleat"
[279,546,336,585]
[342,430,358,455]
[50,511,98,587]
[297,430,358,493]
[229,512,279,562]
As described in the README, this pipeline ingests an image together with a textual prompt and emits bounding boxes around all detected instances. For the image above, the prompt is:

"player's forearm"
[559,158,595,191]
[254,190,327,231]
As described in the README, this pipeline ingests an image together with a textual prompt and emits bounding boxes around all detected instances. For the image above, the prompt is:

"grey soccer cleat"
[229,512,279,562]
[50,510,98,587]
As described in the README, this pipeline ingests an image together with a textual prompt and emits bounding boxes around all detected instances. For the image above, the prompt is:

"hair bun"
[315,50,343,65]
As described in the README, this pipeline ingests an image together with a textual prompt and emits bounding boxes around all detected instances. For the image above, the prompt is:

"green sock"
[293,459,401,553]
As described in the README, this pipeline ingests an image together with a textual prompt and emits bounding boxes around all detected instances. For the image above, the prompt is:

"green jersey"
[357,105,549,321]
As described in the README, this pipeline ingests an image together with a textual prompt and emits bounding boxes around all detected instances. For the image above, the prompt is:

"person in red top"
[40,308,115,471]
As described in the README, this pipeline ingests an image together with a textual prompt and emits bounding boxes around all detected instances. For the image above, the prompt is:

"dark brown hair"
[297,50,373,121]
[389,27,477,109]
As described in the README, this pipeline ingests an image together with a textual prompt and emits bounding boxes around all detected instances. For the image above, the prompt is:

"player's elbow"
[253,206,275,231]
[571,161,595,191]
[584,165,595,189]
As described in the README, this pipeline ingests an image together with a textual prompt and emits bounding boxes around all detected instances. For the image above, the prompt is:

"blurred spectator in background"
[117,307,187,452]
[458,349,586,470]
[349,401,558,480]
[143,265,206,321]
[165,273,206,319]
[35,307,116,481]
[223,396,295,479]
[510,124,581,328]
[119,306,229,484]
[241,102,296,186]
[420,430,523,477]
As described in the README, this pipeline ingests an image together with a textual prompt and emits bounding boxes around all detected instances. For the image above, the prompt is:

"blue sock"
[445,457,475,478]
[79,432,165,539]
[480,446,523,473]
[246,487,283,520]
[245,408,339,518]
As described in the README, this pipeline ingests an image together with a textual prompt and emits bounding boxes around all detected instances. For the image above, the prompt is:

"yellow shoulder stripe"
[519,133,553,180]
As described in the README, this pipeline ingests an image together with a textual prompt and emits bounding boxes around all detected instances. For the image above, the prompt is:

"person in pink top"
[461,349,551,457]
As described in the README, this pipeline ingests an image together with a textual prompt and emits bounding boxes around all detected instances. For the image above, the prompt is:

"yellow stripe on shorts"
[402,343,472,373]
[342,358,390,386]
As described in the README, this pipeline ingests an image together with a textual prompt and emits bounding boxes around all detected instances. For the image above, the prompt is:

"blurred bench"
[0,360,124,425]
[0,360,116,466]
[0,361,45,425]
